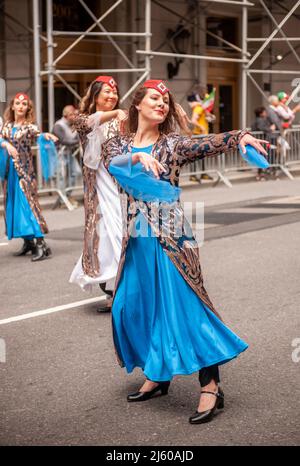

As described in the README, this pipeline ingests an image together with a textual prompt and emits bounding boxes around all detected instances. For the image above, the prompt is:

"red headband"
[143,79,169,95]
[95,76,117,89]
[14,92,29,102]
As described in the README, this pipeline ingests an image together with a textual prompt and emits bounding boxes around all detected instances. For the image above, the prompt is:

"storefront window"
[206,17,237,50]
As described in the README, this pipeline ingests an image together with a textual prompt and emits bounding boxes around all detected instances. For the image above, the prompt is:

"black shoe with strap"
[127,381,170,402]
[189,387,224,424]
[13,239,37,256]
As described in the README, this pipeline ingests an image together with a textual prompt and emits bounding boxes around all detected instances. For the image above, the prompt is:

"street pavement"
[0,178,300,446]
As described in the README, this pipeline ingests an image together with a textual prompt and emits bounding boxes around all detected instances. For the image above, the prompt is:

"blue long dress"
[1,128,43,240]
[110,145,248,382]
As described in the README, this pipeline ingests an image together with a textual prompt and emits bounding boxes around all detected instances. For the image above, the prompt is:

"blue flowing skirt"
[112,214,248,382]
[5,158,43,240]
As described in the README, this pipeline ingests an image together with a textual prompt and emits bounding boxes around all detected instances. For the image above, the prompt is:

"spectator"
[252,106,274,133]
[52,105,80,205]
[267,95,282,131]
[276,91,300,129]
[266,95,284,179]
[251,106,275,181]
[187,85,213,181]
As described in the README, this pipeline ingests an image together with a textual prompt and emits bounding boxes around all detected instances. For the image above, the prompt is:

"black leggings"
[99,282,113,298]
[151,364,220,385]
[198,364,220,386]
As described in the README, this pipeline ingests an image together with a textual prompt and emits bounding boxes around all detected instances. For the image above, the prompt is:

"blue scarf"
[238,144,269,169]
[0,138,8,180]
[37,134,58,182]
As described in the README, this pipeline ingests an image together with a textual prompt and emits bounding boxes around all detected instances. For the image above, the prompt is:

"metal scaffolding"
[245,0,300,122]
[32,0,152,131]
[31,0,300,132]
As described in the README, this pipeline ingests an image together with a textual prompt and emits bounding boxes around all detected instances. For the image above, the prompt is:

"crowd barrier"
[284,127,300,171]
[0,144,83,211]
[1,128,300,211]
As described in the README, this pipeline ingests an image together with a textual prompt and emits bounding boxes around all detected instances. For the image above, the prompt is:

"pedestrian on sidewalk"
[266,95,285,179]
[102,79,269,424]
[276,91,300,129]
[52,105,80,207]
[0,92,57,261]
[251,106,275,181]
[188,84,215,182]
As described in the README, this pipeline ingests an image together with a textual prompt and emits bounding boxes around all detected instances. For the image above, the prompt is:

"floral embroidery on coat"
[73,113,120,277]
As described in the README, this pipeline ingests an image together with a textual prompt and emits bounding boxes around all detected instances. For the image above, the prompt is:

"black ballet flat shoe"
[14,239,37,256]
[96,301,112,313]
[127,381,170,402]
[189,387,224,424]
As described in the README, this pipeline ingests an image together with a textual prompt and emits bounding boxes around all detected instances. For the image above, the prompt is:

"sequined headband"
[95,76,117,89]
[142,79,169,95]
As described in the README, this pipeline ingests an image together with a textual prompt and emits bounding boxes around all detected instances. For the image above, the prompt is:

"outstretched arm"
[99,109,127,125]
[174,129,268,167]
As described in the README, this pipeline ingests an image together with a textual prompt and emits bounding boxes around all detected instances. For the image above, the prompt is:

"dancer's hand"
[3,141,18,157]
[117,109,128,134]
[44,132,58,142]
[137,152,166,179]
[117,109,127,121]
[239,133,269,156]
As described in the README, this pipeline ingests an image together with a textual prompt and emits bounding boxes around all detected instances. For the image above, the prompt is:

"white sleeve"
[275,106,290,120]
[84,111,105,170]
[86,111,104,129]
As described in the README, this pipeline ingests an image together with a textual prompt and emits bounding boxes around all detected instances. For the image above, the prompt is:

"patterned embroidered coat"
[1,122,48,234]
[73,113,120,276]
[102,130,248,320]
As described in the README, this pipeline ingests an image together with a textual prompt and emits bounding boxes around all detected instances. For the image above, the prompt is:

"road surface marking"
[264,196,300,205]
[0,296,106,325]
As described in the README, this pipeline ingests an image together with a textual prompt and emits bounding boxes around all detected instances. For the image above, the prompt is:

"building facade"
[1,0,299,131]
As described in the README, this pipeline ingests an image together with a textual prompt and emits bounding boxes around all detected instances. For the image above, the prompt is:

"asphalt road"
[0,178,300,446]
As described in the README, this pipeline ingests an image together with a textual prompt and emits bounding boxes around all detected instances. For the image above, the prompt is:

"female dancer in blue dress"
[0,93,57,261]
[102,79,269,424]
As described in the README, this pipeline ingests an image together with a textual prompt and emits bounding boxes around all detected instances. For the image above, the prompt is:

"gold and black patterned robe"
[102,130,248,330]
[1,122,48,235]
[73,113,120,277]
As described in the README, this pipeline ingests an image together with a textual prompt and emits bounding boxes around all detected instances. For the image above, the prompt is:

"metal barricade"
[285,128,300,171]
[0,144,83,211]
[51,144,83,209]
[35,143,83,211]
